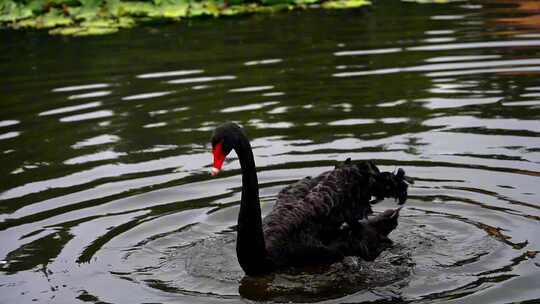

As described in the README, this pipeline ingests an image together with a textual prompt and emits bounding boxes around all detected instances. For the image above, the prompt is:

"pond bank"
[0,0,370,36]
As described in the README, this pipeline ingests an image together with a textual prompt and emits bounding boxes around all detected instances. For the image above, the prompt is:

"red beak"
[212,142,226,176]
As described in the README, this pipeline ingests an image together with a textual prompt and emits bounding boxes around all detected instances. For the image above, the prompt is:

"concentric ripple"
[120,204,505,302]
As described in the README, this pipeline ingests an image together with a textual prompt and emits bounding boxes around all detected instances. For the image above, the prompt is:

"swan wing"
[263,160,409,266]
[274,173,328,206]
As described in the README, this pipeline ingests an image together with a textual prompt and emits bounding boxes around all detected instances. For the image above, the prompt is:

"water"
[1,0,540,303]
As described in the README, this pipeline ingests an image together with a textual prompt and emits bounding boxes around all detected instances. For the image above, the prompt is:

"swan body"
[210,122,411,276]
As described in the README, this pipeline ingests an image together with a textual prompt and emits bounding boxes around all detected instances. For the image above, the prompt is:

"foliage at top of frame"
[0,0,371,36]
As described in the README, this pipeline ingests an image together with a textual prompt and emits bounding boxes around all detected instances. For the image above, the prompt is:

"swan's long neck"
[234,135,271,275]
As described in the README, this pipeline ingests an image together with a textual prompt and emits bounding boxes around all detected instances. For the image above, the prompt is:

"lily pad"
[294,0,319,5]
[16,9,74,29]
[116,2,156,17]
[76,26,119,35]
[69,5,99,21]
[0,1,34,22]
[26,0,51,15]
[117,16,136,28]
[160,4,190,18]
[80,18,115,28]
[322,0,370,9]
[220,4,254,16]
[188,1,221,17]
[261,0,295,6]
[401,0,464,3]
[49,24,119,36]
[48,25,84,35]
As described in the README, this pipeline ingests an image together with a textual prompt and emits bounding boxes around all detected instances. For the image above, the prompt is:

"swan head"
[210,122,245,176]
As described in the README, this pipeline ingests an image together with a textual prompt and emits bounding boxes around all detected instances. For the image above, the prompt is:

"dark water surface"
[2,0,540,303]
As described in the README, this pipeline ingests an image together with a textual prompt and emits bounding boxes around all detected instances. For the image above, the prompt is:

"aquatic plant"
[0,0,370,36]
[401,0,464,3]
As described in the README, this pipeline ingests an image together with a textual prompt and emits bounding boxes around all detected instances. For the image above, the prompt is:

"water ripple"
[425,30,455,35]
[426,66,540,77]
[137,70,204,79]
[64,150,126,165]
[0,131,20,141]
[59,110,114,122]
[262,92,285,97]
[408,40,540,51]
[423,37,457,44]
[425,55,501,63]
[334,58,540,77]
[416,97,500,109]
[244,59,282,66]
[68,91,112,100]
[0,120,19,128]
[221,101,279,113]
[328,119,376,126]
[143,122,168,128]
[39,101,102,116]
[168,75,236,84]
[71,134,121,149]
[122,91,175,101]
[229,86,274,93]
[423,116,540,133]
[52,83,110,92]
[334,48,402,56]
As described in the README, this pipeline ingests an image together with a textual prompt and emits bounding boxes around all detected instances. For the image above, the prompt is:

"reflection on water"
[1,0,540,303]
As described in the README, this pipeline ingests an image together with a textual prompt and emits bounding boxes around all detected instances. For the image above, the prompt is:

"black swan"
[210,122,412,276]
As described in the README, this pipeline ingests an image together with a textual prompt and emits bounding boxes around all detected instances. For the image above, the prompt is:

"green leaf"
[220,4,252,16]
[26,0,49,14]
[116,1,155,17]
[161,3,189,18]
[188,1,221,17]
[79,0,104,8]
[0,1,34,22]
[38,8,74,28]
[49,25,83,35]
[50,24,118,36]
[116,16,135,27]
[401,0,464,3]
[80,18,114,27]
[294,0,319,4]
[322,0,370,9]
[260,0,295,6]
[69,5,98,20]
[77,26,118,35]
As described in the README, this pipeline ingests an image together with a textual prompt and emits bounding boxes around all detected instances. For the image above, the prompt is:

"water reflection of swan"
[210,122,412,275]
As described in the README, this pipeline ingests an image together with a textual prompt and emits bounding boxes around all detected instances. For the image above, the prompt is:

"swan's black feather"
[262,160,408,267]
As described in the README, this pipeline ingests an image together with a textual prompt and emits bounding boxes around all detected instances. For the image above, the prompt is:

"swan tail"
[354,161,413,205]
